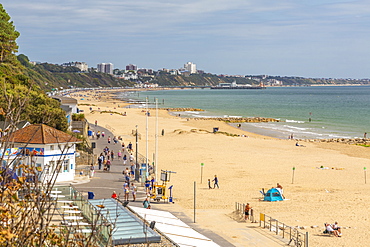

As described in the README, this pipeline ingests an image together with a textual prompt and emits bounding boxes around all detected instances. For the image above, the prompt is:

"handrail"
[235,202,308,247]
[69,184,113,246]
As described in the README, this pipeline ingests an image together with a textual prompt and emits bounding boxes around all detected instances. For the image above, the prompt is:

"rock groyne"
[191,117,280,123]
[298,138,370,145]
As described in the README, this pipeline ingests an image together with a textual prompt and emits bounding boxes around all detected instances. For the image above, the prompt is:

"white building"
[2,124,81,183]
[184,62,197,74]
[51,96,78,130]
[97,63,114,74]
[61,62,88,72]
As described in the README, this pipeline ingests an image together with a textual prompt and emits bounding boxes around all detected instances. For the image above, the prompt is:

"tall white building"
[184,62,197,74]
[97,63,114,74]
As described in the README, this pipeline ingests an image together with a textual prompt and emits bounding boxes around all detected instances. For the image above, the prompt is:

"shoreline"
[79,88,370,143]
[70,88,370,247]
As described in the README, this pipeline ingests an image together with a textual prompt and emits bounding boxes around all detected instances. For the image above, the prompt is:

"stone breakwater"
[298,138,370,145]
[150,107,205,112]
[191,117,280,123]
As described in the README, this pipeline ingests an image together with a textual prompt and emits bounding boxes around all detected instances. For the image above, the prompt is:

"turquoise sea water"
[117,86,370,139]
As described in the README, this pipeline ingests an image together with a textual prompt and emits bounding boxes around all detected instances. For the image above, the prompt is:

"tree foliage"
[0,4,20,62]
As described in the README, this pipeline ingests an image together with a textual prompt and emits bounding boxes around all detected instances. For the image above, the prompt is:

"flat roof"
[129,206,221,247]
[89,199,161,245]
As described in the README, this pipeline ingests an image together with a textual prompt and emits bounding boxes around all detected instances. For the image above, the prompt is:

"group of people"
[208,175,219,189]
[91,130,105,139]
[97,147,114,171]
[324,222,342,237]
[107,136,119,145]
[110,182,137,202]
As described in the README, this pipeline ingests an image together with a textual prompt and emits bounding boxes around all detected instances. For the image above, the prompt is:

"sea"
[116,86,370,140]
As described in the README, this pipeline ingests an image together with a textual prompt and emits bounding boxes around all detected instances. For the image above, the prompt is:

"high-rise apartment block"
[126,64,137,71]
[184,62,197,74]
[97,63,114,74]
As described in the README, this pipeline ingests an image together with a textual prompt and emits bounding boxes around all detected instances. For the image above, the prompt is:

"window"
[63,160,69,172]
[50,145,54,151]
[47,161,55,175]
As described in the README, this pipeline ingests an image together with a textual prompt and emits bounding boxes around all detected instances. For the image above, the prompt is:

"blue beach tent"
[264,188,284,202]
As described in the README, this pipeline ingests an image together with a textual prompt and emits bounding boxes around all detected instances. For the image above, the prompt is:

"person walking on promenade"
[105,159,111,171]
[128,142,133,152]
[107,136,111,144]
[129,153,134,163]
[98,154,103,170]
[95,120,97,126]
[89,164,95,178]
[102,131,105,138]
[123,184,130,201]
[131,183,137,202]
[130,163,135,178]
[123,155,127,166]
[213,175,219,189]
[245,203,252,221]
[111,150,114,161]
[145,178,151,194]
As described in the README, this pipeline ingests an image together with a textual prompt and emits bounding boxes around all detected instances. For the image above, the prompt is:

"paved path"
[71,123,284,247]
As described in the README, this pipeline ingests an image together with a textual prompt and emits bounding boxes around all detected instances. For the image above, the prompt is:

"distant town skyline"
[2,1,370,79]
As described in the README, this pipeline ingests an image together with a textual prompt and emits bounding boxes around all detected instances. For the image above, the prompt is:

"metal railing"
[235,202,308,247]
[260,213,308,247]
[235,202,256,222]
[60,185,113,246]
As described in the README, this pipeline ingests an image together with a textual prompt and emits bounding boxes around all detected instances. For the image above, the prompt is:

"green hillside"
[17,55,135,91]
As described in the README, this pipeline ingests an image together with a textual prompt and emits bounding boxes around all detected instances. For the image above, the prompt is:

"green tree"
[0,4,20,62]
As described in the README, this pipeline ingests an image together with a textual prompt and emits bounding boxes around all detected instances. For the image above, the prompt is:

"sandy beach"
[72,89,370,247]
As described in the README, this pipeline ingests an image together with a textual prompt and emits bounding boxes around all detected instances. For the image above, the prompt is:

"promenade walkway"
[69,123,284,247]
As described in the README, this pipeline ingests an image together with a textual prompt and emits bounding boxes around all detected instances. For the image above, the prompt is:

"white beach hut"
[2,124,81,183]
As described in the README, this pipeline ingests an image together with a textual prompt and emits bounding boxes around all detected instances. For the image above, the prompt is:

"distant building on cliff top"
[97,63,114,74]
[184,62,197,74]
[61,61,88,72]
[126,64,137,71]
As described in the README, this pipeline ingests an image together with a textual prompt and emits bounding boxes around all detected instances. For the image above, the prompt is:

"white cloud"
[3,0,370,77]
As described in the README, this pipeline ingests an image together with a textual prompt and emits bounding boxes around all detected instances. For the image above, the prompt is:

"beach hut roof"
[6,124,81,144]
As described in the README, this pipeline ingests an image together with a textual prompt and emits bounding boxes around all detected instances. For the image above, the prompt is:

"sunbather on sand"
[325,223,341,237]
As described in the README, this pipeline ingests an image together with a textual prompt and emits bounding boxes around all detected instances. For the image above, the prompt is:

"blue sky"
[2,0,370,78]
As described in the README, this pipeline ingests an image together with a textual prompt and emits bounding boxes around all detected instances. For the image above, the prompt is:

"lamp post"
[135,125,139,182]
[146,97,149,178]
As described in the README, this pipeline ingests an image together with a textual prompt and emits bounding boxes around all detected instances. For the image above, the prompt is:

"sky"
[2,0,370,78]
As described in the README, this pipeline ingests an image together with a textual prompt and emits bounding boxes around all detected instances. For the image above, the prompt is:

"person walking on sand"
[213,175,219,189]
[245,203,252,221]
[208,179,212,189]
